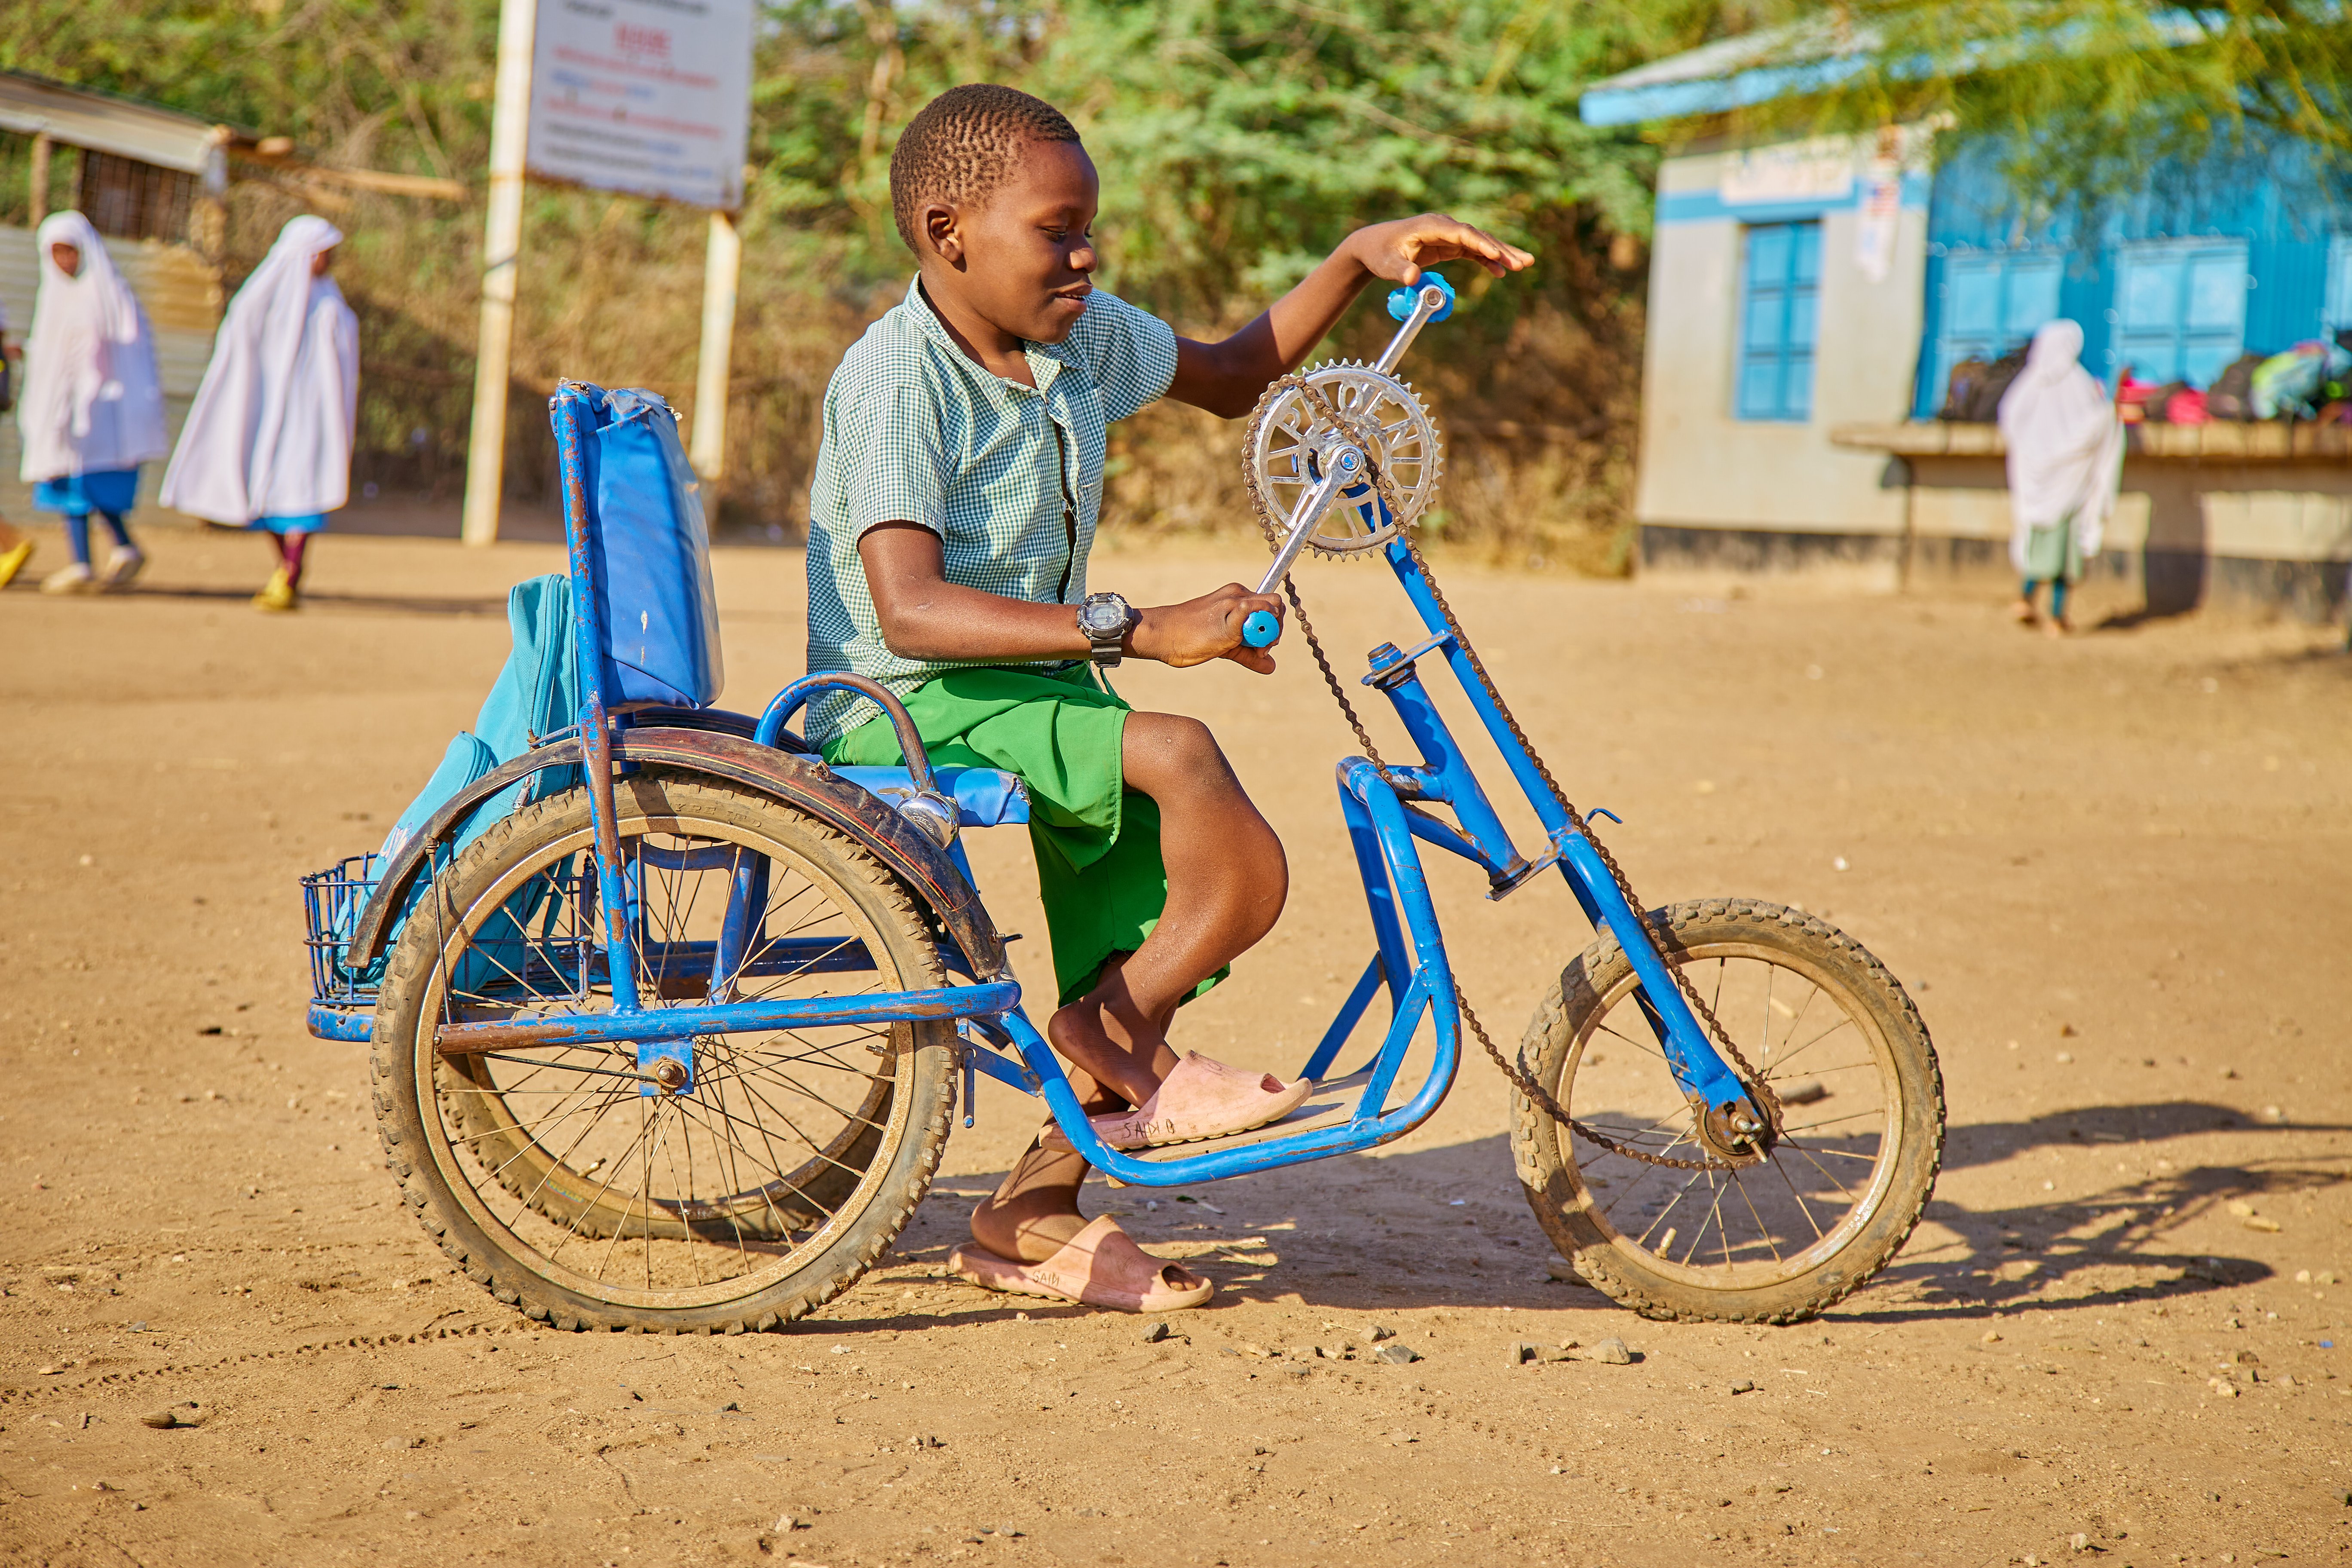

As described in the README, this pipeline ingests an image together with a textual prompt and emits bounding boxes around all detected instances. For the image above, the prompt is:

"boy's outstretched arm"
[1166,214,1533,419]
[859,523,1284,673]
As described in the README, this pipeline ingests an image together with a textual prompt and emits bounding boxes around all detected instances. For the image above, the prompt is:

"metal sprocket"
[1243,362,1442,554]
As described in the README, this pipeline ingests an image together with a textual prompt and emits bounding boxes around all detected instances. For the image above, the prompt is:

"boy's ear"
[921,202,965,270]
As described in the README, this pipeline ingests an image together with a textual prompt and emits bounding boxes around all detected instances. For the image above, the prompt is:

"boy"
[807,84,1529,1310]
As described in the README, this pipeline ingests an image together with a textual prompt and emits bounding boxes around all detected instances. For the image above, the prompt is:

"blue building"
[1583,44,2352,619]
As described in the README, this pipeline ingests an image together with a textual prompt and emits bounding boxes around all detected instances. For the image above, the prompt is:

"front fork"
[1360,641,1769,1153]
[1551,832,1769,1156]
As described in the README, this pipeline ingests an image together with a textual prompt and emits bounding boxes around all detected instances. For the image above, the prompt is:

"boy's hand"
[1345,214,1532,285]
[1132,583,1284,674]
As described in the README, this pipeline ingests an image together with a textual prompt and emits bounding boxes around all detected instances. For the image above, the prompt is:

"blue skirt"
[34,468,140,517]
[245,513,332,535]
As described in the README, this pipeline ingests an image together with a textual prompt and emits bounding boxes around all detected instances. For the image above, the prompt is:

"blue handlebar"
[1386,270,1456,323]
[1243,609,1282,648]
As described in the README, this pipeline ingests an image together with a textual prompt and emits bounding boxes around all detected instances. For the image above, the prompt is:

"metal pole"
[689,208,741,488]
[460,0,537,548]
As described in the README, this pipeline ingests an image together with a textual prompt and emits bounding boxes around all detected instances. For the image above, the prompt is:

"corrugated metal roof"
[1581,9,2225,129]
[0,71,228,179]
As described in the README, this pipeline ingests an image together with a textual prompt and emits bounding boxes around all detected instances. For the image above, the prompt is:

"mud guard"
[346,726,1008,981]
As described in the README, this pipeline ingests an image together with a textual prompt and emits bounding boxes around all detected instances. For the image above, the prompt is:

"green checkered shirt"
[802,277,1180,744]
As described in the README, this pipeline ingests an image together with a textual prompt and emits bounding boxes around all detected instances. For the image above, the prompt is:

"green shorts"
[821,664,1225,1008]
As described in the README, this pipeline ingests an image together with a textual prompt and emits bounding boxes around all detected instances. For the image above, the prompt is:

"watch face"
[1078,597,1127,636]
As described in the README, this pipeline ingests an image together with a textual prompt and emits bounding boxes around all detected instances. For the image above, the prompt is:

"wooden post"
[460,0,539,548]
[28,133,50,224]
[689,209,742,495]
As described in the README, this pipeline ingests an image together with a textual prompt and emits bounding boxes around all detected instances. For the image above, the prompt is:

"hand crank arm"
[1372,275,1455,375]
[1242,444,1363,648]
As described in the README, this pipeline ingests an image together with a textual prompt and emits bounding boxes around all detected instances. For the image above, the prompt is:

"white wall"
[1635,138,1931,541]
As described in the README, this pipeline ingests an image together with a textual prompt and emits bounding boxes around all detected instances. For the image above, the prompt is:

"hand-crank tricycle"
[303,277,1942,1334]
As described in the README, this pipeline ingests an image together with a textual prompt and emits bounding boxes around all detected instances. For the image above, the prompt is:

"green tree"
[1673,0,2352,204]
[3,0,1722,562]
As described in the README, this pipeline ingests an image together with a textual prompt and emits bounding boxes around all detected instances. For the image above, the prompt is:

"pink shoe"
[949,1216,1213,1313]
[1088,1051,1314,1151]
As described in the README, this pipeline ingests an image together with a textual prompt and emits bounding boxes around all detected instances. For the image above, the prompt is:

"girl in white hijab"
[161,215,359,612]
[20,212,170,594]
[1997,319,2122,636]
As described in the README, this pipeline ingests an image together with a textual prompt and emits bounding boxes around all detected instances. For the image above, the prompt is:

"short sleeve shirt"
[802,277,1179,744]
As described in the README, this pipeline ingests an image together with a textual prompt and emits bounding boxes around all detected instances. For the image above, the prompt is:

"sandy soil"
[2,524,2349,1568]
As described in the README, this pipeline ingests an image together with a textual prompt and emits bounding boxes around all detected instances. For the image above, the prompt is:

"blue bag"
[349,574,584,985]
[576,385,725,709]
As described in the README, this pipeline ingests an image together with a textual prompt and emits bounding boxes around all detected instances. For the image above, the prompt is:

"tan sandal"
[1088,1051,1313,1151]
[949,1216,1212,1313]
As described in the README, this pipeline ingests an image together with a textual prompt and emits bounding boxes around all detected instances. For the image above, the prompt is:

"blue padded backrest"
[575,384,725,708]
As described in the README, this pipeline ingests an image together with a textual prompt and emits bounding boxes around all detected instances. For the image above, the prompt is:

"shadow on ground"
[830,1106,2346,1333]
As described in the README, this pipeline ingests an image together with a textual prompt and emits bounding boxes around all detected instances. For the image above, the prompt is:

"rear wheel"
[371,771,956,1333]
[1510,899,1943,1324]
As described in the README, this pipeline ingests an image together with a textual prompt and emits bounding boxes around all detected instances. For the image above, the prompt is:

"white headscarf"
[160,215,360,523]
[1997,320,2122,570]
[16,211,170,483]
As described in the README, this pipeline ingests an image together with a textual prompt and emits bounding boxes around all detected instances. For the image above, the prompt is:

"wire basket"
[301,852,381,1004]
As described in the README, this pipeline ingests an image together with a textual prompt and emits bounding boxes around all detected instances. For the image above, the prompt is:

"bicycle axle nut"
[649,1057,690,1092]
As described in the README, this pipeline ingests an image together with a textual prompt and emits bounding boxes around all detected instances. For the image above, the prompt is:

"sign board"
[527,0,755,211]
[1719,139,1854,208]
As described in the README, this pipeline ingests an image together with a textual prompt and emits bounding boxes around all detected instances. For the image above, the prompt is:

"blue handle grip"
[1386,270,1456,323]
[1243,609,1281,648]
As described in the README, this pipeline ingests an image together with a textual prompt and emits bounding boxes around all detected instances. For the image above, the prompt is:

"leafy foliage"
[2,0,1720,560]
[1693,0,2352,206]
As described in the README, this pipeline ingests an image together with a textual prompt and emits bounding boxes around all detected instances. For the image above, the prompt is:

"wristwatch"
[1076,591,1135,668]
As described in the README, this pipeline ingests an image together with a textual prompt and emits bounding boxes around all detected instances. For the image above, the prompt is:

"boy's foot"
[0,537,32,588]
[1088,1051,1313,1150]
[950,1216,1212,1313]
[101,545,145,588]
[40,562,97,595]
[2043,613,2070,639]
[253,566,299,612]
[2009,597,2037,626]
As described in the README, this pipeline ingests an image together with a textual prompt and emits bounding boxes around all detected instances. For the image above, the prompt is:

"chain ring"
[1243,362,1442,555]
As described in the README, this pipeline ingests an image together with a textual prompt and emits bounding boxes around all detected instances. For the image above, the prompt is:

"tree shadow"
[826,1102,2345,1332]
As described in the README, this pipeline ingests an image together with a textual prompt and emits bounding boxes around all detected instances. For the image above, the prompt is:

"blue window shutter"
[2115,239,2248,384]
[2324,235,2352,334]
[1927,249,2064,413]
[1736,220,1821,422]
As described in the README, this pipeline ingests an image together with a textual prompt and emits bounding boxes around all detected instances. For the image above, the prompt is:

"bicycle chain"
[1240,372,1781,1172]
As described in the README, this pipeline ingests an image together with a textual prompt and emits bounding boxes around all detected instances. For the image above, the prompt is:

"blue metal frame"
[389,375,1752,1188]
[928,536,1754,1185]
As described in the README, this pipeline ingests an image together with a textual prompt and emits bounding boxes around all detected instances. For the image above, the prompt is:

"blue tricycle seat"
[833,765,1030,827]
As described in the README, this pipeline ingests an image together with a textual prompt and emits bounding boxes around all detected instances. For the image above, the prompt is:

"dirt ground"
[3,524,2349,1568]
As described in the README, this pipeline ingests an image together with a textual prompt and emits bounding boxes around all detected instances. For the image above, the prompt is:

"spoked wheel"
[371,771,956,1333]
[1510,899,1943,1323]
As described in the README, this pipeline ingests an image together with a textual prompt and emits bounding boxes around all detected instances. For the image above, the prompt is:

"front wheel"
[1510,898,1943,1324]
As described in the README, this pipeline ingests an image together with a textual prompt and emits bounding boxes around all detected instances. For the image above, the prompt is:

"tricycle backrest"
[552,381,726,710]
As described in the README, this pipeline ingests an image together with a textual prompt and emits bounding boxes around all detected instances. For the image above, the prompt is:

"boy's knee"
[1125,711,1230,788]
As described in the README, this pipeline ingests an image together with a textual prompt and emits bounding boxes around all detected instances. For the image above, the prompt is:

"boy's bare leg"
[968,983,1202,1291]
[969,715,1279,1268]
[1045,712,1287,1104]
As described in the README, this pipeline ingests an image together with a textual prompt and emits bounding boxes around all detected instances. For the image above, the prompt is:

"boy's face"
[925,138,1100,345]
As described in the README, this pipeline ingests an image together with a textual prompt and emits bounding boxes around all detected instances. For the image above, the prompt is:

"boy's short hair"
[889,84,1079,252]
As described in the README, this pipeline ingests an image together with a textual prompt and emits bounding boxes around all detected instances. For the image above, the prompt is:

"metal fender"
[347,726,1007,981]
